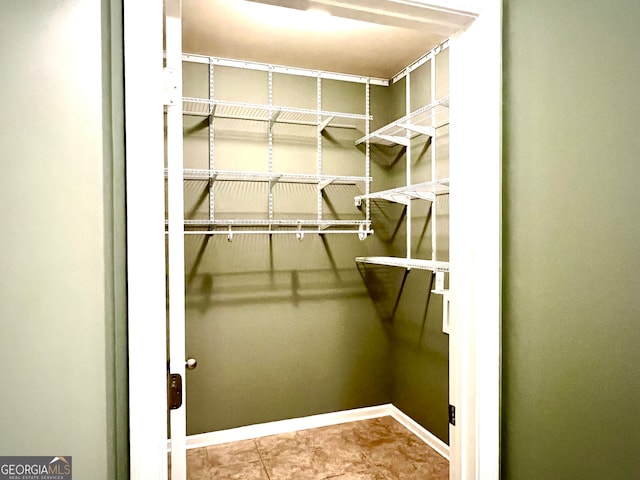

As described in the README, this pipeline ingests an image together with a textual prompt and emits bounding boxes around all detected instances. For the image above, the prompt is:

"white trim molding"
[388,405,450,460]
[173,404,450,460]
[124,0,167,478]
[449,1,502,479]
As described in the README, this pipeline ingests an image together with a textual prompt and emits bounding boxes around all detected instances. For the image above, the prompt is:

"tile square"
[324,469,388,480]
[262,454,324,480]
[206,439,261,466]
[186,447,208,478]
[209,460,270,480]
[255,431,313,460]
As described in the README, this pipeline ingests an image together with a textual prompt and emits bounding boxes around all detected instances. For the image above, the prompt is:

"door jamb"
[123,1,168,478]
[449,2,502,479]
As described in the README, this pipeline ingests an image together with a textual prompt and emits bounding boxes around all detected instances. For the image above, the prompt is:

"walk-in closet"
[152,1,501,479]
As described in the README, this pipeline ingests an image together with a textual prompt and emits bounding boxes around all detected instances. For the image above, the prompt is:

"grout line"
[253,438,272,480]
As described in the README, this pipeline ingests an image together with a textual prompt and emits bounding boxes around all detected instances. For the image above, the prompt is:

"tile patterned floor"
[183,416,449,480]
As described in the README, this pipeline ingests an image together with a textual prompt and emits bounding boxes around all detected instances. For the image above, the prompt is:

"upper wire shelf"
[174,169,370,189]
[182,97,371,130]
[354,178,449,206]
[355,256,450,272]
[355,95,449,146]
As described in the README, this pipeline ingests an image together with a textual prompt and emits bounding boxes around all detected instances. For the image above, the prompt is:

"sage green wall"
[503,0,640,477]
[182,67,393,435]
[372,59,450,443]
[182,49,450,444]
[0,1,127,478]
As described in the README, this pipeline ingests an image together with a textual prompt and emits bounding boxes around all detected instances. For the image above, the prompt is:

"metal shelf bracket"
[319,115,334,132]
[377,134,410,147]
[358,223,368,241]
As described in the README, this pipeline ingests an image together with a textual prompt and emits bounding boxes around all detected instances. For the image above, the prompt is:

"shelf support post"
[268,67,275,222]
[209,58,215,223]
[317,73,323,224]
[405,67,412,261]
[431,49,438,262]
[365,78,371,231]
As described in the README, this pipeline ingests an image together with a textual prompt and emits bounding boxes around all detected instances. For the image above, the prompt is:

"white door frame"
[123,1,168,479]
[165,0,188,478]
[123,1,502,479]
[449,2,502,479]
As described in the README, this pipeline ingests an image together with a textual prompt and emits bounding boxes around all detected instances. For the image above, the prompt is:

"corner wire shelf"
[355,256,450,273]
[354,178,449,206]
[352,94,450,273]
[354,95,449,146]
[182,97,371,131]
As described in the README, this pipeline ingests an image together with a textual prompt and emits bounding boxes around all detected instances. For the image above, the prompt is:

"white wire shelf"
[354,178,449,206]
[183,219,369,228]
[182,97,371,130]
[182,53,389,86]
[169,219,372,238]
[355,95,449,146]
[183,229,373,237]
[355,256,450,272]
[174,169,370,188]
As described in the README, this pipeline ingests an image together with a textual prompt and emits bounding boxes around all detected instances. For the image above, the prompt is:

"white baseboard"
[176,404,449,461]
[387,405,450,460]
[182,404,391,450]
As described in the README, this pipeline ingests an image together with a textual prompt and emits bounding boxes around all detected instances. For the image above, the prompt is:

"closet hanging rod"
[165,168,370,185]
[181,229,373,237]
[167,219,371,230]
[179,220,370,228]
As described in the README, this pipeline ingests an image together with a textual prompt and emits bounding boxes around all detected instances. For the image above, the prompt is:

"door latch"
[168,373,183,410]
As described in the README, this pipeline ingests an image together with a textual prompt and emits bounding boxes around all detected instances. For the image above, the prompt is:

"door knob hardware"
[186,358,198,370]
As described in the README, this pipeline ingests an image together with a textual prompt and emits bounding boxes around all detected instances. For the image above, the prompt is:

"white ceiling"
[182,0,477,79]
